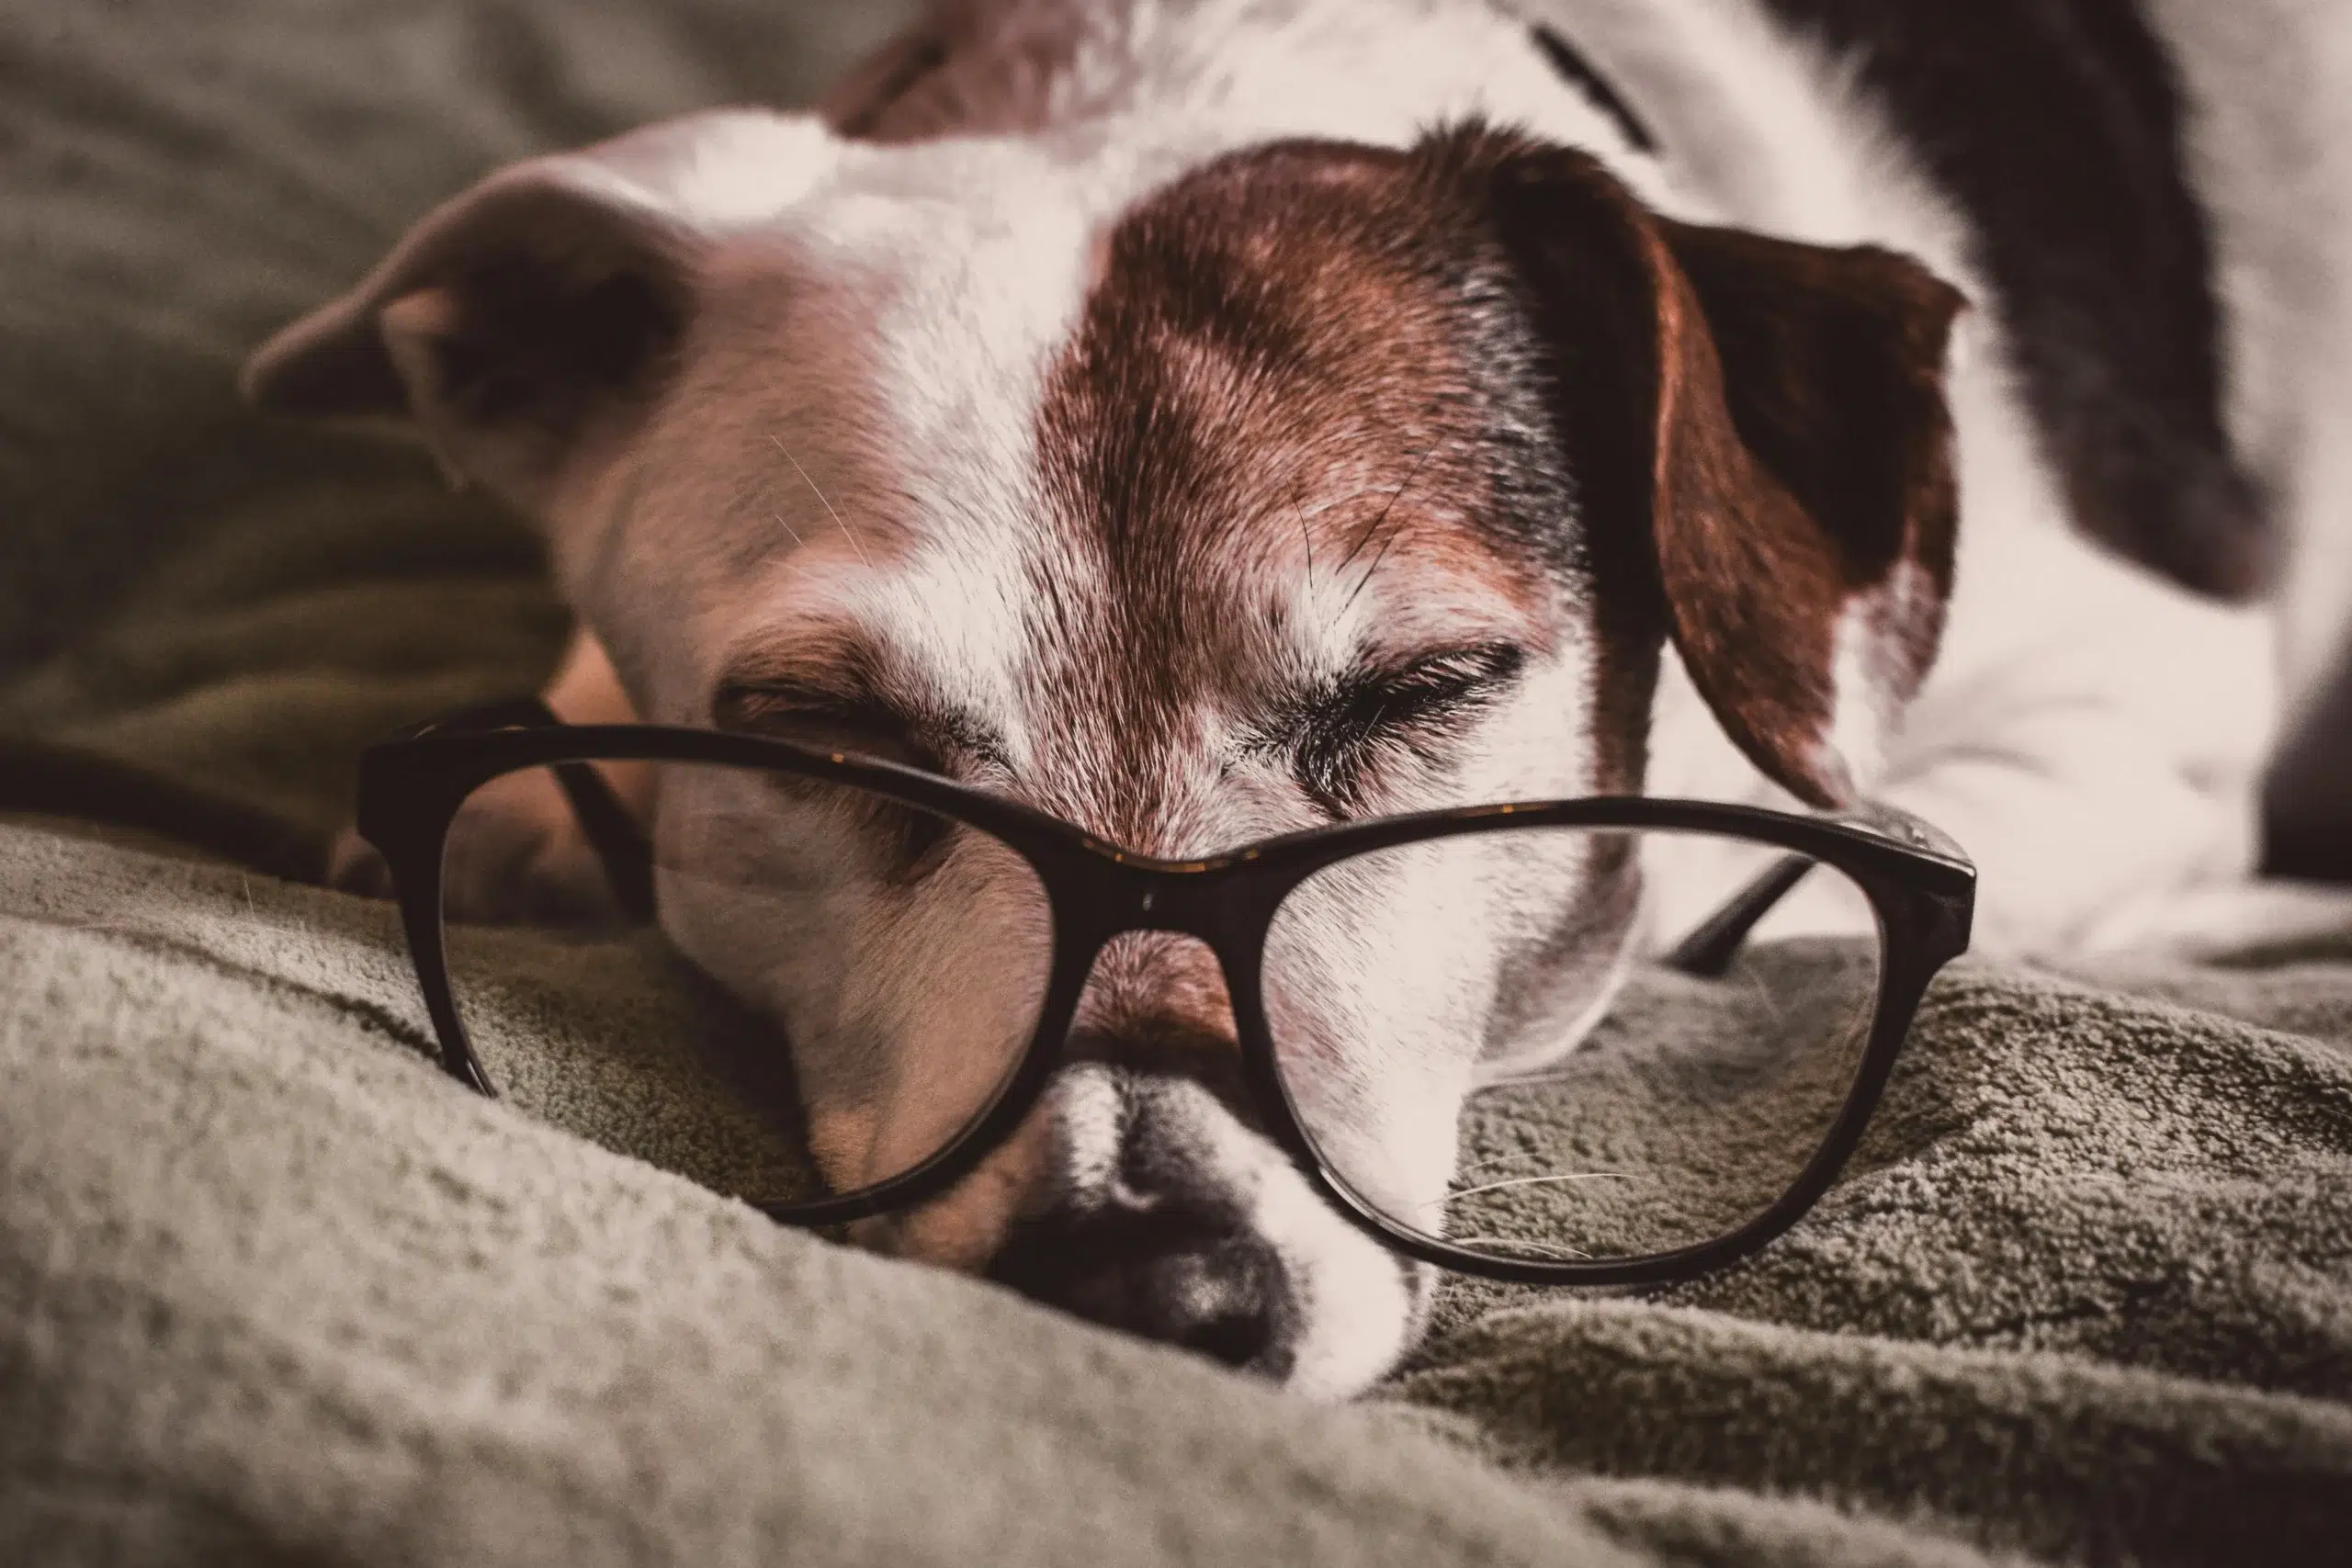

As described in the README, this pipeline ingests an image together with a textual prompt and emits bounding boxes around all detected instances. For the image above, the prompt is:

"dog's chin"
[1231,1157,1430,1400]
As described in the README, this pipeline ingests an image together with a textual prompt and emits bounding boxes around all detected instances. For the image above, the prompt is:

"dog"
[243,0,2349,1397]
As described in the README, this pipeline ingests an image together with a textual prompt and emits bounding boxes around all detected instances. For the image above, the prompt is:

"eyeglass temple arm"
[1659,800,1965,977]
[1659,853,1815,977]
[419,696,658,924]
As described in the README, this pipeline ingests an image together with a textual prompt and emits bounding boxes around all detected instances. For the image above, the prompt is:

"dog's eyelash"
[714,679,1011,774]
[1288,644,1524,813]
[714,683,971,883]
[714,682,928,759]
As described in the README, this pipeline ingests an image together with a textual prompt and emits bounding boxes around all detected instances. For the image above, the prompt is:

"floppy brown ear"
[243,110,838,514]
[1455,130,1965,807]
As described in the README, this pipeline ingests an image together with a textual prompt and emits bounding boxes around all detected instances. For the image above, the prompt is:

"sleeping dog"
[244,0,2343,1396]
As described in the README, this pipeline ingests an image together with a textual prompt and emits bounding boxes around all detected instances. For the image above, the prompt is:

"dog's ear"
[1450,130,1965,807]
[243,111,840,513]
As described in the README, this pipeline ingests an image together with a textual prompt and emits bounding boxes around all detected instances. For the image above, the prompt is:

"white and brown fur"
[243,0,2350,1395]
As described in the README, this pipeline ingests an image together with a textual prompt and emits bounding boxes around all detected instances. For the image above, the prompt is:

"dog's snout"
[992,1200,1288,1371]
[1060,1022,1254,1124]
[989,1064,1295,1376]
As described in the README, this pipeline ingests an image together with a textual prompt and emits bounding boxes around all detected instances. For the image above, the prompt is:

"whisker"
[1293,488,1317,588]
[1425,1171,1638,1208]
[1442,1234,1596,1262]
[1732,961,1789,1023]
[53,919,150,938]
[1334,445,1437,576]
[1335,512,1414,624]
[771,434,873,570]
[1329,442,1444,629]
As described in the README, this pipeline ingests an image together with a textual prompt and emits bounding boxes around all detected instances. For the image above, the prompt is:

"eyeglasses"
[356,696,1973,1286]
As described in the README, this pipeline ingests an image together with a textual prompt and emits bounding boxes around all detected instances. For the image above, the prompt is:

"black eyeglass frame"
[356,698,1974,1288]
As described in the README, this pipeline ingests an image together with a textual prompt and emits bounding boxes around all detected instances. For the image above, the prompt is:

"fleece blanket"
[3,4,2349,1565]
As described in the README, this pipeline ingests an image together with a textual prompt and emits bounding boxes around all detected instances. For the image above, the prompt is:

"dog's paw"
[444,764,634,929]
[329,765,628,930]
[326,826,397,900]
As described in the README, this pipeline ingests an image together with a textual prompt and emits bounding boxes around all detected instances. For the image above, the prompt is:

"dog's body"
[250,0,2351,1394]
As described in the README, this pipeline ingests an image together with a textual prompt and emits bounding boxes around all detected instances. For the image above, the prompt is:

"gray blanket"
[4,4,2348,1564]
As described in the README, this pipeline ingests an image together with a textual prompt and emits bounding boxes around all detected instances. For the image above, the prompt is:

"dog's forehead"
[695,135,1573,820]
[1034,138,1563,621]
[1021,142,1562,761]
[666,135,1120,716]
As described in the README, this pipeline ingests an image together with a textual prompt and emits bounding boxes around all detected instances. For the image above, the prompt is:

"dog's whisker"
[1441,1234,1597,1262]
[1423,1171,1637,1208]
[771,434,874,570]
[1335,512,1417,625]
[1331,447,1432,576]
[1328,443,1444,630]
[1293,488,1318,588]
[54,919,151,938]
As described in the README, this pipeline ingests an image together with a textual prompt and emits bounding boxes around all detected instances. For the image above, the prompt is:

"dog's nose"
[992,1198,1288,1370]
[988,1063,1295,1376]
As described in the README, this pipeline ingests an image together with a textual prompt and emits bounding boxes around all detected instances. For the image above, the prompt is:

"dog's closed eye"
[1278,643,1526,814]
[713,678,940,769]
[709,678,972,881]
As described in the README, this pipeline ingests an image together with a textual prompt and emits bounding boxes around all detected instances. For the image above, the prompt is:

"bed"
[3,5,2346,1563]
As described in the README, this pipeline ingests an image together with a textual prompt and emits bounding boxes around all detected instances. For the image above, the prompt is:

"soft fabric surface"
[6,818,2349,1567]
[4,3,2350,1565]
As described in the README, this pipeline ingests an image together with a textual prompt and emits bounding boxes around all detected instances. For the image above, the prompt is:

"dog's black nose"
[988,1064,1295,1375]
[992,1200,1289,1371]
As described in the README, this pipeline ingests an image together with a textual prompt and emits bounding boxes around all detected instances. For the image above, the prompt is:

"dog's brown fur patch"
[1440,127,1964,806]
[1027,128,1962,837]
[1028,140,1573,851]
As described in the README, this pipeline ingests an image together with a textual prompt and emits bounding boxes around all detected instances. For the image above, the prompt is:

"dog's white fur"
[532,0,2297,957]
[255,0,2349,1396]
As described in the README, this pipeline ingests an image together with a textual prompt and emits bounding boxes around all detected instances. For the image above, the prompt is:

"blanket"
[4,4,2348,1564]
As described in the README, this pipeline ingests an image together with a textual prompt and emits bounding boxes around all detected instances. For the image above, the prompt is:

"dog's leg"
[1648,515,2285,958]
[1875,676,2352,961]
[1874,707,2262,957]
[1860,419,2294,956]
[539,625,650,750]
[331,627,654,924]
[2073,877,2352,962]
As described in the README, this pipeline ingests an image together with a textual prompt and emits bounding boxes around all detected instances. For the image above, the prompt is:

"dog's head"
[249,111,1961,1396]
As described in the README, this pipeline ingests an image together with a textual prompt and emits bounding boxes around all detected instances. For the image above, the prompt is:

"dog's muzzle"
[988,1060,1299,1378]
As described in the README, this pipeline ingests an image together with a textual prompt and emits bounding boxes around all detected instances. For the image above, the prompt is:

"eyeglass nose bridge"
[1066,852,1274,955]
